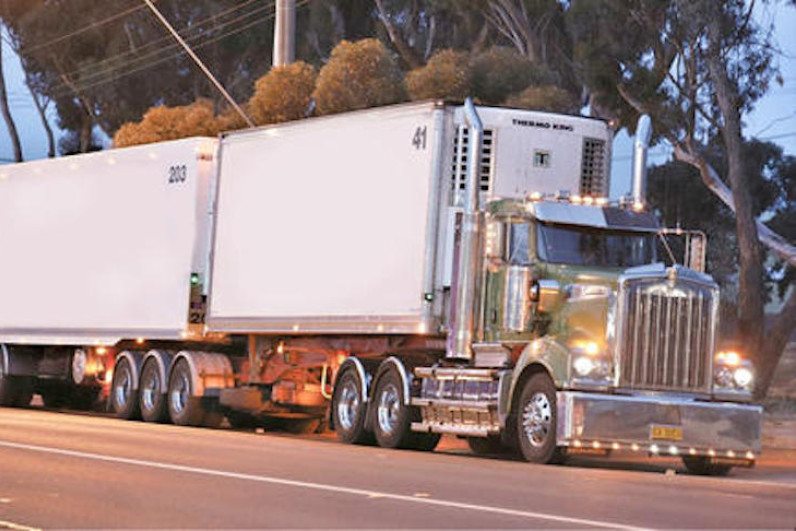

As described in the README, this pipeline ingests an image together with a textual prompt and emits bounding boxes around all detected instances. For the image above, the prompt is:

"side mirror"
[531,279,560,314]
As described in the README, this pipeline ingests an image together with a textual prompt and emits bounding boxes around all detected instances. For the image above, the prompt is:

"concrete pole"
[273,0,296,67]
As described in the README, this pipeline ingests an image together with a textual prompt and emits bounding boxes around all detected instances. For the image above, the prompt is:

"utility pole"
[142,0,254,127]
[272,0,295,67]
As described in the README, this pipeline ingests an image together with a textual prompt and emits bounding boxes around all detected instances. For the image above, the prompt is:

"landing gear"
[516,373,565,464]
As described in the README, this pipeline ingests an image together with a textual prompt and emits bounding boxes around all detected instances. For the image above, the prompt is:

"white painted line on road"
[0,519,40,531]
[0,439,648,530]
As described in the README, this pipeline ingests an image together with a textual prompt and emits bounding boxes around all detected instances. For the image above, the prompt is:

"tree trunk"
[25,78,55,158]
[755,287,796,399]
[0,39,23,162]
[706,18,766,364]
[374,0,423,69]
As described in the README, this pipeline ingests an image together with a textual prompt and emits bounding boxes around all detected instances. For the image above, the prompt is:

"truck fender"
[142,349,176,394]
[371,356,413,407]
[506,339,567,418]
[364,356,413,433]
[115,351,144,391]
[334,357,370,404]
[171,351,234,398]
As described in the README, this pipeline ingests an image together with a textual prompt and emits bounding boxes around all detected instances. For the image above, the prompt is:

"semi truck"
[0,100,761,474]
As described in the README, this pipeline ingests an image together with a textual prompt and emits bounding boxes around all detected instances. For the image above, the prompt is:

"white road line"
[0,439,648,531]
[0,519,40,531]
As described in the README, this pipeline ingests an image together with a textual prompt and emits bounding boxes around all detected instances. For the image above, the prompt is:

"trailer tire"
[111,358,140,420]
[332,370,373,445]
[372,369,422,450]
[139,359,168,423]
[516,373,564,464]
[0,352,32,407]
[681,456,732,476]
[167,359,205,427]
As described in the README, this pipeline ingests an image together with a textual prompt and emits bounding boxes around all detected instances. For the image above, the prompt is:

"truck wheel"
[332,370,372,444]
[139,360,168,423]
[682,456,732,476]
[467,436,507,456]
[516,373,564,464]
[0,353,32,407]
[111,358,140,420]
[167,359,205,427]
[371,370,438,451]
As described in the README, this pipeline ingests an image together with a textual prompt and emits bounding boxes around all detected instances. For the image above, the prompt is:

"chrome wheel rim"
[337,380,360,431]
[170,371,190,414]
[377,383,400,435]
[114,366,131,409]
[522,392,552,447]
[141,368,160,412]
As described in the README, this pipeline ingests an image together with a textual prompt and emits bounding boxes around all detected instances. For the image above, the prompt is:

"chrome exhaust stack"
[447,98,483,361]
[631,114,652,207]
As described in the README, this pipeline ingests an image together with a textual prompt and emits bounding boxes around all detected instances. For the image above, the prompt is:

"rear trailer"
[0,137,219,412]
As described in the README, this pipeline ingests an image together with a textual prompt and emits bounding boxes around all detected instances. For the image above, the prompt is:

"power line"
[60,0,264,83]
[19,4,148,55]
[47,1,279,98]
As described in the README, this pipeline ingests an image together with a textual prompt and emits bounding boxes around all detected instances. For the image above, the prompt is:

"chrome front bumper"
[557,391,762,459]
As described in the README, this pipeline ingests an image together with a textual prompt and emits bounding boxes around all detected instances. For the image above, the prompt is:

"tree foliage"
[505,85,579,113]
[113,100,221,147]
[249,61,317,125]
[313,39,406,115]
[405,49,472,101]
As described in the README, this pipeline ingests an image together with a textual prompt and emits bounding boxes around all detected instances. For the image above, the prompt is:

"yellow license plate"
[650,425,683,440]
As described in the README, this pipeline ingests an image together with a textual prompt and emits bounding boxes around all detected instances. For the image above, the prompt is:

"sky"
[1,3,795,196]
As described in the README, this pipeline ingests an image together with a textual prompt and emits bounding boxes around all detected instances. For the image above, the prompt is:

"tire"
[467,436,507,456]
[372,368,434,451]
[139,360,169,423]
[332,370,373,444]
[0,352,32,407]
[167,359,205,427]
[111,358,140,420]
[682,456,733,476]
[516,373,564,464]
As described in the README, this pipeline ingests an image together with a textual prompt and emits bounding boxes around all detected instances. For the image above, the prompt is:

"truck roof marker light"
[668,446,678,455]
[689,448,697,455]
[573,440,582,448]
[417,322,427,334]
[726,450,736,458]
[292,324,300,332]
[631,443,640,451]
[632,200,645,212]
[745,451,755,460]
[529,191,543,201]
[592,441,601,449]
[611,442,620,450]
[649,444,660,454]
[583,196,594,206]
[377,324,385,332]
[596,197,608,206]
[136,338,145,345]
[708,449,716,457]
[571,194,583,204]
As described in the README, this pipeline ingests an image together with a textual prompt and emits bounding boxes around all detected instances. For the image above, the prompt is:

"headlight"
[713,350,754,392]
[570,340,613,382]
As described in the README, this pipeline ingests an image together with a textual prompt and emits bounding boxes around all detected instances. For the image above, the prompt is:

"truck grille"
[617,277,716,393]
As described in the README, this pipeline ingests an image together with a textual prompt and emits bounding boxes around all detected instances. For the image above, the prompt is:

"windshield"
[537,224,656,267]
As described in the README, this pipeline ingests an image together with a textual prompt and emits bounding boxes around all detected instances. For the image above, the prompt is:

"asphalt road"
[0,407,794,529]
